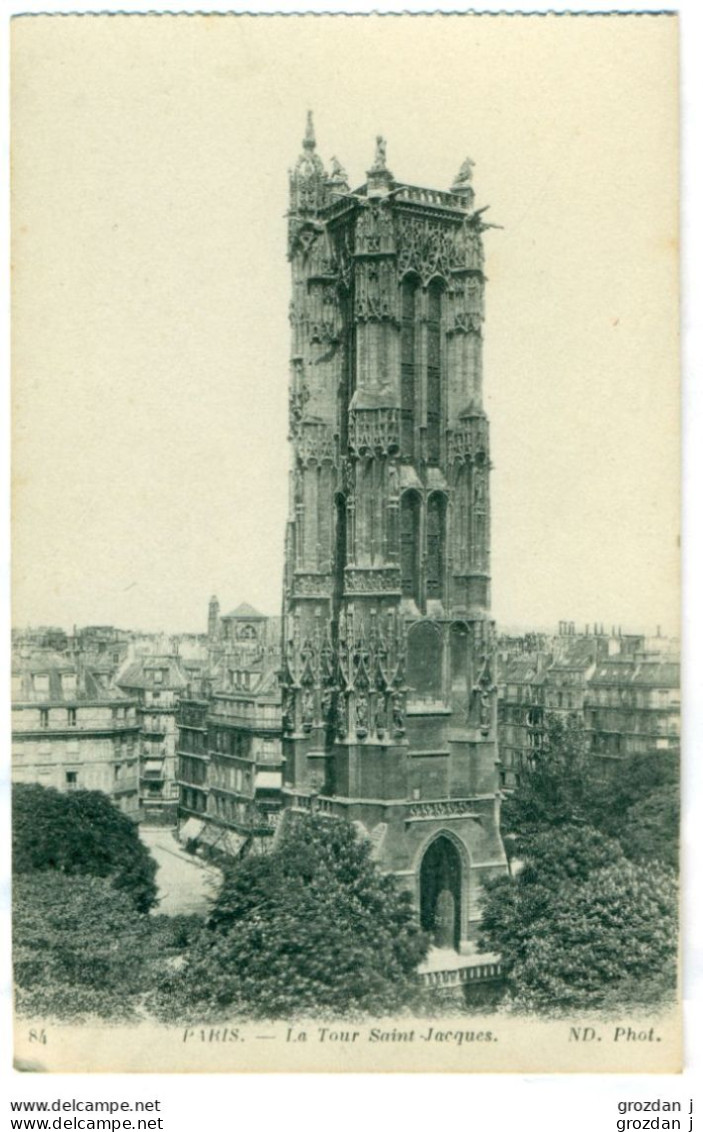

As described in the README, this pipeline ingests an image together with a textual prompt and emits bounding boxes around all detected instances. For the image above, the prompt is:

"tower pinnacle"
[289,112,326,218]
[303,110,316,151]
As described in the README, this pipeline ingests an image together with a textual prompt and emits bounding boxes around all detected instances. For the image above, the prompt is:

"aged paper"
[11,12,680,1074]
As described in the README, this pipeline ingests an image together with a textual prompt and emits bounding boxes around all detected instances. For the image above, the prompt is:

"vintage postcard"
[10,11,680,1073]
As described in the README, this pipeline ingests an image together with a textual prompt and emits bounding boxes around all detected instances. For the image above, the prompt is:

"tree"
[155,814,429,1020]
[618,786,680,871]
[501,716,679,870]
[13,783,158,912]
[479,825,677,1011]
[500,711,594,860]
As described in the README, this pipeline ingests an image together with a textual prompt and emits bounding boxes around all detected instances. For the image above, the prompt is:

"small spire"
[303,110,316,151]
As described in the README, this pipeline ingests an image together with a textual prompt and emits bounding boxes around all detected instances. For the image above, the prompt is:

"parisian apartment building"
[176,601,283,858]
[497,622,680,789]
[11,649,141,816]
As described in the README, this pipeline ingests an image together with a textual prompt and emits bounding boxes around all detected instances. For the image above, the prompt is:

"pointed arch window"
[334,493,347,602]
[426,492,446,601]
[400,277,418,459]
[400,490,421,604]
[426,281,443,464]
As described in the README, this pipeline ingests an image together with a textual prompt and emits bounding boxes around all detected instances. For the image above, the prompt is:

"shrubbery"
[480,825,678,1011]
[152,814,429,1020]
[13,783,158,912]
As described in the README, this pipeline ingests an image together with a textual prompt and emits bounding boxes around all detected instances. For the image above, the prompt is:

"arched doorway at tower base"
[419,834,462,951]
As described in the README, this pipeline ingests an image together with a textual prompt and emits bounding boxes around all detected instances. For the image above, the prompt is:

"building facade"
[279,119,507,951]
[11,652,141,816]
[176,603,283,856]
[497,624,680,788]
[116,655,189,822]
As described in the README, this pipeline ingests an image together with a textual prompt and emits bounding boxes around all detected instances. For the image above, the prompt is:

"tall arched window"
[407,621,443,700]
[340,290,356,449]
[426,281,443,464]
[450,622,469,717]
[400,490,421,604]
[400,277,418,459]
[334,493,347,602]
[426,492,446,601]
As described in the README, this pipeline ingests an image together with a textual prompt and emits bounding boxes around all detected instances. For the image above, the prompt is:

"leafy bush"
[613,786,680,871]
[154,815,429,1020]
[502,715,679,871]
[479,825,677,1012]
[13,783,158,912]
[13,873,201,1022]
[13,873,154,1021]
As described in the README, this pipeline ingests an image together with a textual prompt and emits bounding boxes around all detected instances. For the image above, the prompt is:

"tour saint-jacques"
[11,117,680,982]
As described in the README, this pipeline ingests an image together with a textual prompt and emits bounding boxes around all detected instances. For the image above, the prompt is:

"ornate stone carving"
[295,420,336,465]
[396,217,457,284]
[406,799,477,820]
[453,219,485,272]
[341,458,355,498]
[448,275,484,336]
[288,384,310,437]
[396,215,484,285]
[328,155,349,191]
[392,690,406,736]
[310,320,339,346]
[370,135,388,173]
[344,567,402,595]
[454,157,475,187]
[355,202,395,257]
[450,310,483,336]
[447,415,489,465]
[470,649,496,735]
[289,219,324,260]
[355,690,369,738]
[292,572,334,597]
[334,228,355,291]
[301,687,315,732]
[473,468,487,511]
[387,461,399,499]
[335,691,348,739]
[347,407,400,456]
[354,260,398,323]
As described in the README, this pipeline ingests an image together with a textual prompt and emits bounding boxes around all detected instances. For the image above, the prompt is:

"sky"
[11,13,679,636]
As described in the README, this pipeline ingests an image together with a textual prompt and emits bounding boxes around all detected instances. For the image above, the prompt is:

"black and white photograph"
[9,10,681,1073]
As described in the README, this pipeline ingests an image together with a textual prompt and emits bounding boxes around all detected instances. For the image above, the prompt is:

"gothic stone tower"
[281,116,507,950]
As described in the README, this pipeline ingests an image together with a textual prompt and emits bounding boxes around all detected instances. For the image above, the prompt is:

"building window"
[67,707,77,727]
[66,771,78,791]
[39,708,49,729]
